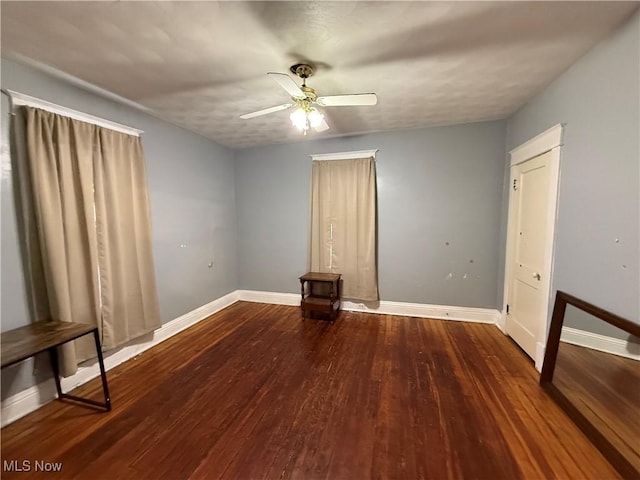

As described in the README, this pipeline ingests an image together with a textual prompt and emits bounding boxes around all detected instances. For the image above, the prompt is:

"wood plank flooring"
[1,302,620,479]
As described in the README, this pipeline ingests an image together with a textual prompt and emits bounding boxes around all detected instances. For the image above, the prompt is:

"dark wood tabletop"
[1,320,97,369]
[299,272,341,282]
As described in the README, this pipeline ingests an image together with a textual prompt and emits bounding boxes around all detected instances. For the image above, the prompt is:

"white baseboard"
[495,311,507,333]
[342,299,500,324]
[560,327,640,361]
[535,342,546,372]
[1,291,238,427]
[0,378,59,429]
[236,290,300,306]
[237,290,500,324]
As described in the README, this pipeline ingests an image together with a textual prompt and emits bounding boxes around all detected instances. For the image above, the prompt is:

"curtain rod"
[2,89,143,137]
[310,149,378,161]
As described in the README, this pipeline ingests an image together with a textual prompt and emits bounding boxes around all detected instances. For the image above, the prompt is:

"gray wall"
[506,11,639,327]
[1,59,238,398]
[235,121,507,309]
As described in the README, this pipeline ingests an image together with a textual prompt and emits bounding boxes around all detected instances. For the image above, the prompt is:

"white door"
[506,151,553,359]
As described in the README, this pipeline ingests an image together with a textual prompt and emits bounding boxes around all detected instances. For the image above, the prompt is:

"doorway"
[503,124,563,370]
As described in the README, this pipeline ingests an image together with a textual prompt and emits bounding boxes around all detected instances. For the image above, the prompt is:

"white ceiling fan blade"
[317,93,378,107]
[267,72,305,99]
[240,103,292,119]
[314,118,330,133]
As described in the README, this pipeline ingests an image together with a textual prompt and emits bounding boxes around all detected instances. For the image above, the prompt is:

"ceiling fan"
[240,63,378,135]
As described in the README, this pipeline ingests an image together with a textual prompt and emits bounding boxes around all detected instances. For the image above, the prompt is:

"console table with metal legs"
[1,320,111,411]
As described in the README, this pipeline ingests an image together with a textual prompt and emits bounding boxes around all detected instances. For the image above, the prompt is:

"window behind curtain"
[308,156,378,302]
[14,106,161,377]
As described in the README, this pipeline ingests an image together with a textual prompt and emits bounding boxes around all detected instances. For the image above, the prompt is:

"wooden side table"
[299,272,341,322]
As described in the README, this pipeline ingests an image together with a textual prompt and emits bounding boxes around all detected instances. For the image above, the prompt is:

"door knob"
[533,272,541,281]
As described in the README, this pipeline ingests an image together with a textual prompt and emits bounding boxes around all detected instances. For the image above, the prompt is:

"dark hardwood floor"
[1,302,620,479]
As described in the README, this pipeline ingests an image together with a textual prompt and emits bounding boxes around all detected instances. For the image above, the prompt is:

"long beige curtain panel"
[15,106,161,376]
[309,156,379,301]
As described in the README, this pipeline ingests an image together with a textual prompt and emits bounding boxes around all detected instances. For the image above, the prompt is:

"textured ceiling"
[1,1,637,149]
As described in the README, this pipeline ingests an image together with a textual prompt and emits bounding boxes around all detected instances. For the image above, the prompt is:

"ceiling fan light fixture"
[308,108,324,128]
[290,107,308,130]
[290,107,324,134]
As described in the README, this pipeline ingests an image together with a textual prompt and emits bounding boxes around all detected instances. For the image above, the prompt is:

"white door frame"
[502,123,563,371]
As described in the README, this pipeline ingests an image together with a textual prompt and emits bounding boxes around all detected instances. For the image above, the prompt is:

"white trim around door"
[509,124,563,166]
[503,123,563,371]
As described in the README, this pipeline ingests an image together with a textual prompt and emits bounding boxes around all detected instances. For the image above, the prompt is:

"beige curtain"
[309,157,378,301]
[17,106,160,376]
[94,128,161,347]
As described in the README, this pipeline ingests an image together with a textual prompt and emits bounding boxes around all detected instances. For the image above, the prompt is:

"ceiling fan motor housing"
[290,63,314,79]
